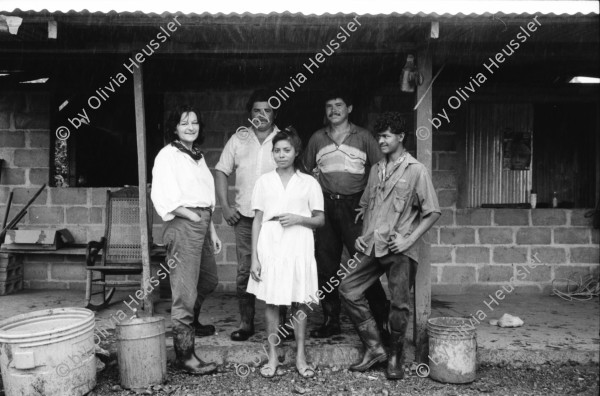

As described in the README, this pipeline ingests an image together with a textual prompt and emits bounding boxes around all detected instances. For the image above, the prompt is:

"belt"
[325,191,363,200]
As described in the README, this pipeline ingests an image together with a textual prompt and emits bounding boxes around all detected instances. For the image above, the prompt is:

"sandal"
[296,363,316,378]
[260,364,286,378]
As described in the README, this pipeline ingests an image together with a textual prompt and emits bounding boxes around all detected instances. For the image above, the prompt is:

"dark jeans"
[339,252,416,333]
[234,215,254,301]
[163,208,218,330]
[315,194,388,321]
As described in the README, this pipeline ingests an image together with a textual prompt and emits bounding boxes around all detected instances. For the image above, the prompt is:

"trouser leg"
[192,230,218,336]
[234,216,255,330]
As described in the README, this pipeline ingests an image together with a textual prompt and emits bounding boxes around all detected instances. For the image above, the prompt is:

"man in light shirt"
[215,89,290,341]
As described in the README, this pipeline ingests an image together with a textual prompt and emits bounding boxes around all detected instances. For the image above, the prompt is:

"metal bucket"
[116,316,167,390]
[427,317,477,384]
[0,308,96,396]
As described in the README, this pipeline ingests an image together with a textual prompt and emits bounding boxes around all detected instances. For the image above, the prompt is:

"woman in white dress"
[248,127,324,378]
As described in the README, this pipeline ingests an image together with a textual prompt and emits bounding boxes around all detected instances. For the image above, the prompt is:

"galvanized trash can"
[0,308,96,396]
[427,317,477,384]
[116,316,167,390]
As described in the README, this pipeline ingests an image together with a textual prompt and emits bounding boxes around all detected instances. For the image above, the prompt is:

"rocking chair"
[85,187,153,311]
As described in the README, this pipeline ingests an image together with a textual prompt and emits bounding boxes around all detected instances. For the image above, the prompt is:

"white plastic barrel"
[427,316,477,384]
[116,316,167,390]
[0,308,96,396]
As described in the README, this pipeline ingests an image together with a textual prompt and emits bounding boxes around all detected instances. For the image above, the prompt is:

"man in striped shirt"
[304,90,389,340]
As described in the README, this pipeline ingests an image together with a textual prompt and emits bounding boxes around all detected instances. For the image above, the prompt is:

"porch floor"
[1,290,598,367]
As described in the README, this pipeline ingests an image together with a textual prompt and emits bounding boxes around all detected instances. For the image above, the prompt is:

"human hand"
[250,258,262,282]
[355,236,367,253]
[212,234,222,255]
[354,207,365,223]
[188,213,202,222]
[223,206,241,226]
[388,233,414,254]
[279,213,301,227]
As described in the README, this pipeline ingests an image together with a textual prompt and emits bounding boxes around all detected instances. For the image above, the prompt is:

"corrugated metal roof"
[2,0,599,17]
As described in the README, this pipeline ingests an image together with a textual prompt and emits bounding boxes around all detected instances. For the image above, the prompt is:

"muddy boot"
[192,305,215,337]
[372,299,390,347]
[349,318,388,372]
[279,305,295,341]
[231,296,255,341]
[386,330,405,379]
[173,326,217,375]
[310,300,341,338]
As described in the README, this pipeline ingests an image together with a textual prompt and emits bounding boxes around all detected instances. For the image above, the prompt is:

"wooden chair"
[85,187,152,311]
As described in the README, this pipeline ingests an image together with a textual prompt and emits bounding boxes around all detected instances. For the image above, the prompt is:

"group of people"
[150,89,441,380]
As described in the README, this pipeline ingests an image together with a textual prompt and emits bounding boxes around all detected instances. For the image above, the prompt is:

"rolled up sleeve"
[151,151,180,221]
[215,137,236,176]
[415,165,441,217]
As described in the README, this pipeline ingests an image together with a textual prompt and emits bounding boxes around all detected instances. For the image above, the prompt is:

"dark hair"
[374,112,408,142]
[165,104,205,145]
[246,89,277,114]
[323,89,353,107]
[272,126,308,174]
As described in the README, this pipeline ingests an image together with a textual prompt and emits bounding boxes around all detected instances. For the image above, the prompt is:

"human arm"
[215,170,241,226]
[250,210,264,282]
[303,134,317,174]
[278,211,324,229]
[209,220,222,254]
[171,206,202,222]
[355,166,377,223]
[388,211,441,254]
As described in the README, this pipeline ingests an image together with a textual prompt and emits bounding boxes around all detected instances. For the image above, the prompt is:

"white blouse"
[151,144,215,222]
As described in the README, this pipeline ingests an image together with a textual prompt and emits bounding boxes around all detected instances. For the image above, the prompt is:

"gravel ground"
[88,360,599,396]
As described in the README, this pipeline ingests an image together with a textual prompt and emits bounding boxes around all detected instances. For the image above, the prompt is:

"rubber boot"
[173,326,217,375]
[192,305,215,337]
[279,305,295,341]
[371,299,391,347]
[386,331,405,379]
[231,296,255,341]
[349,318,388,372]
[309,300,341,338]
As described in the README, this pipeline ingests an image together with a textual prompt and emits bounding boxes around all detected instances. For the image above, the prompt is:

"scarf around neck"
[171,140,203,161]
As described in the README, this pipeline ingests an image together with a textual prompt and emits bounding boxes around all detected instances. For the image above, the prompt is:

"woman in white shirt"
[151,105,221,375]
[248,127,325,378]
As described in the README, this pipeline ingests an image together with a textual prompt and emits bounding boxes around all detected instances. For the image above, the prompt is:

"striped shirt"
[304,123,382,195]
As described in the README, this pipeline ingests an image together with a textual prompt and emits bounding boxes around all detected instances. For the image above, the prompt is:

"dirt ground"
[89,360,599,396]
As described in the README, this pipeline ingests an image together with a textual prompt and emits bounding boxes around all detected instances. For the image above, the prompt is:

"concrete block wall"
[2,89,598,294]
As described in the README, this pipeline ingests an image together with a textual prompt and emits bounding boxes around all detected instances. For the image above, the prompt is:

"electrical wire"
[551,274,600,301]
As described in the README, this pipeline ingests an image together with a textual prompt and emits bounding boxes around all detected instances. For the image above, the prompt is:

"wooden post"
[132,62,154,316]
[414,48,433,363]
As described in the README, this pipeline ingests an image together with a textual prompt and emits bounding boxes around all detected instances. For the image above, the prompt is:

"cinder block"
[0,92,26,112]
[0,131,26,147]
[431,265,440,283]
[478,228,513,244]
[519,264,551,282]
[51,263,86,281]
[437,153,457,171]
[14,112,49,129]
[511,285,543,294]
[570,209,594,226]
[12,187,48,205]
[50,187,88,205]
[553,265,592,282]
[478,265,513,282]
[217,263,237,282]
[439,227,475,245]
[437,190,457,208]
[493,247,527,264]
[431,246,453,263]
[66,207,90,224]
[27,131,50,148]
[14,148,50,168]
[592,229,599,245]
[90,207,103,224]
[455,247,489,263]
[456,209,492,226]
[212,208,223,225]
[0,168,26,185]
[23,262,49,280]
[516,228,551,245]
[29,168,49,185]
[570,247,600,264]
[91,188,110,205]
[0,277,23,295]
[554,228,590,244]
[26,93,50,113]
[531,247,566,264]
[531,209,566,226]
[0,112,9,129]
[225,244,237,264]
[436,209,454,226]
[494,209,529,226]
[66,281,87,290]
[29,206,64,224]
[433,171,457,190]
[27,280,68,289]
[440,266,476,284]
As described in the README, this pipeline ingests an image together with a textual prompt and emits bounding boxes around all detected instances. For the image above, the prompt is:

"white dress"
[247,170,324,305]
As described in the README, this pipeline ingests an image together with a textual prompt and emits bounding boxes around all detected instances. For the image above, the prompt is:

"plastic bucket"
[0,308,96,396]
[116,316,166,390]
[427,317,477,384]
